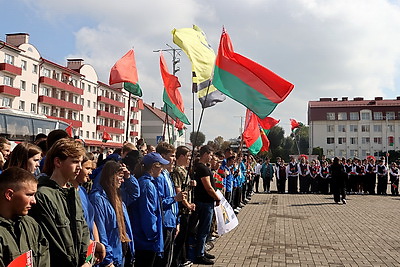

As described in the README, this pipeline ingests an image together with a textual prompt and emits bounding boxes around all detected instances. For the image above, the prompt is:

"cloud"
[13,0,400,142]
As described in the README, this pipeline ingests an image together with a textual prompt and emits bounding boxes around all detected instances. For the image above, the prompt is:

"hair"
[8,142,42,170]
[100,161,130,242]
[156,142,175,155]
[43,138,85,176]
[0,167,37,192]
[0,137,11,150]
[176,146,190,159]
[36,139,47,153]
[46,129,70,151]
[122,143,136,154]
[82,152,94,165]
[34,133,47,142]
[199,145,213,157]
[113,148,122,156]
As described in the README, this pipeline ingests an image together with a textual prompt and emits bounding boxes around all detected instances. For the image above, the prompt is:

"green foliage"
[312,147,324,158]
[190,131,206,148]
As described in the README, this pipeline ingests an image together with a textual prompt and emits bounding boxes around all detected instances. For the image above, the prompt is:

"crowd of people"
[1,129,398,267]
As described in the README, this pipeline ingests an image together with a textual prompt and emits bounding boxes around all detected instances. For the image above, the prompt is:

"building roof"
[144,102,174,124]
[41,58,84,76]
[309,97,400,108]
[0,40,24,52]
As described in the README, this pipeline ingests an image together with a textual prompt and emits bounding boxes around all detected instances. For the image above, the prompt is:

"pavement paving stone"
[192,189,400,267]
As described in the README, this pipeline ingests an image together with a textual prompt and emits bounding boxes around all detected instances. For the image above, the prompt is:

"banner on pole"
[214,190,239,235]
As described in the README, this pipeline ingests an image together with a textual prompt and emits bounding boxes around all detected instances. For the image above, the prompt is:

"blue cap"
[142,152,169,166]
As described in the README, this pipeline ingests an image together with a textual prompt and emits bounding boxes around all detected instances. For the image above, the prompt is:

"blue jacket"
[131,173,164,253]
[222,165,233,192]
[90,187,134,267]
[78,186,95,240]
[154,169,179,228]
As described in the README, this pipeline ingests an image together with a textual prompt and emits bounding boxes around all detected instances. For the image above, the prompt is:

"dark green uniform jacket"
[29,176,90,267]
[0,215,50,267]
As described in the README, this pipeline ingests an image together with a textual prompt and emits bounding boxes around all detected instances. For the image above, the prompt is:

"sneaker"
[204,252,216,259]
[234,209,239,214]
[342,199,347,204]
[180,260,193,267]
[205,241,214,251]
[194,256,214,265]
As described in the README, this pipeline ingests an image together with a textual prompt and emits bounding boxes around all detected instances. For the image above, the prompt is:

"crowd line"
[0,130,398,267]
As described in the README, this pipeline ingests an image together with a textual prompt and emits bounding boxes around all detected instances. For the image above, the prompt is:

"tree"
[268,126,285,150]
[190,131,206,148]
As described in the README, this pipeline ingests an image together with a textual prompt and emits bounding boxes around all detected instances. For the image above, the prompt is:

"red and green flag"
[290,118,302,131]
[102,130,112,142]
[7,250,33,267]
[212,29,294,119]
[160,52,190,125]
[109,49,142,97]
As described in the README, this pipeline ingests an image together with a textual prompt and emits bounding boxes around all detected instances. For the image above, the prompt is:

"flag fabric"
[290,118,301,131]
[109,49,142,97]
[243,110,263,155]
[85,242,96,264]
[172,25,226,108]
[102,130,112,141]
[258,116,280,135]
[213,29,294,119]
[260,129,270,152]
[7,250,33,267]
[65,124,73,137]
[175,118,185,137]
[213,171,224,190]
[160,52,190,125]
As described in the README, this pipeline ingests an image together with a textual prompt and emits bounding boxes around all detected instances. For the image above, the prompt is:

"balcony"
[96,125,124,134]
[0,63,22,76]
[130,119,139,125]
[97,110,124,121]
[39,76,84,95]
[0,85,20,97]
[46,116,82,128]
[39,95,83,111]
[131,106,139,112]
[97,95,125,108]
[130,131,139,137]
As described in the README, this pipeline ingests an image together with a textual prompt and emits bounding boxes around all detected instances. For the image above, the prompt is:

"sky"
[2,0,400,143]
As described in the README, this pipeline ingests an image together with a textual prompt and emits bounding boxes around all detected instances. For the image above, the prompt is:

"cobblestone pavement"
[195,192,400,266]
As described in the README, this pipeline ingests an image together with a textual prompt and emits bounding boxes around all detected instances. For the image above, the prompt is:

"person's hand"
[188,203,196,211]
[120,163,131,179]
[0,152,5,169]
[175,224,180,238]
[80,263,92,267]
[215,199,221,206]
[94,242,106,264]
[174,191,187,202]
[189,180,197,187]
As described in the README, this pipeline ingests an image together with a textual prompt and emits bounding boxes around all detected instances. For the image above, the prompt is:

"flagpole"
[293,129,301,155]
[125,92,131,142]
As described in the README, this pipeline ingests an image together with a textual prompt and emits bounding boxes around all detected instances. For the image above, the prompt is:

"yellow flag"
[172,25,226,108]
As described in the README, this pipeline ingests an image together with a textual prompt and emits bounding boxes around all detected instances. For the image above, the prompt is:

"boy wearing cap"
[131,152,169,267]
[0,167,50,267]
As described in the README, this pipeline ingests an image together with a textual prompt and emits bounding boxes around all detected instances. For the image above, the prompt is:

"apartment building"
[308,97,400,159]
[0,33,145,149]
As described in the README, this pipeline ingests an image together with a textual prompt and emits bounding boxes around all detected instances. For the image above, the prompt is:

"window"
[362,150,370,157]
[87,100,90,108]
[338,150,346,157]
[80,114,84,121]
[361,111,371,120]
[99,103,105,111]
[338,125,346,132]
[92,117,96,124]
[32,84,37,94]
[338,137,346,144]
[30,103,36,113]
[86,115,90,123]
[373,137,382,144]
[42,68,51,78]
[41,87,50,96]
[93,101,96,109]
[362,137,370,144]
[98,118,104,125]
[388,124,395,132]
[327,125,334,132]
[20,80,26,90]
[3,76,13,86]
[349,125,358,132]
[2,97,11,107]
[86,131,89,138]
[41,106,50,115]
[81,83,85,90]
[350,112,359,120]
[80,98,84,106]
[21,60,27,70]
[327,137,335,144]
[116,136,120,142]
[361,125,370,132]
[72,112,78,120]
[94,86,97,94]
[350,150,358,157]
[32,64,38,74]
[88,84,91,93]
[338,112,347,120]
[373,112,383,120]
[327,149,334,157]
[4,54,14,65]
[18,100,25,110]
[326,112,335,120]
[386,112,395,120]
[80,130,83,136]
[373,125,382,132]
[350,137,358,145]
[73,96,78,104]
[92,132,95,139]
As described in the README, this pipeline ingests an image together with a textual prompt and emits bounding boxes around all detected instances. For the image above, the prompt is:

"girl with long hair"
[7,142,41,174]
[90,160,134,267]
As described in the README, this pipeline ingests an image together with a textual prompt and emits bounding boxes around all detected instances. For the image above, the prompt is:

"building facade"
[308,97,400,159]
[0,33,147,149]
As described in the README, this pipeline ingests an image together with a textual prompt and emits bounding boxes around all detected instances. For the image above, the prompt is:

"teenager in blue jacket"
[131,152,169,267]
[90,161,134,267]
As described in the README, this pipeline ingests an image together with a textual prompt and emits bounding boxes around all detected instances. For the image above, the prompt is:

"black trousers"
[154,227,175,267]
[135,250,156,267]
[262,176,272,192]
[253,174,260,192]
[172,214,190,267]
[277,178,286,193]
[288,175,298,193]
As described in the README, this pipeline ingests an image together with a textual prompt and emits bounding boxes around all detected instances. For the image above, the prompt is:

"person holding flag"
[0,167,50,267]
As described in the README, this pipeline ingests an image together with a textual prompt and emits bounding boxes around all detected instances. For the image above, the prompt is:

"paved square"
[197,193,400,266]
